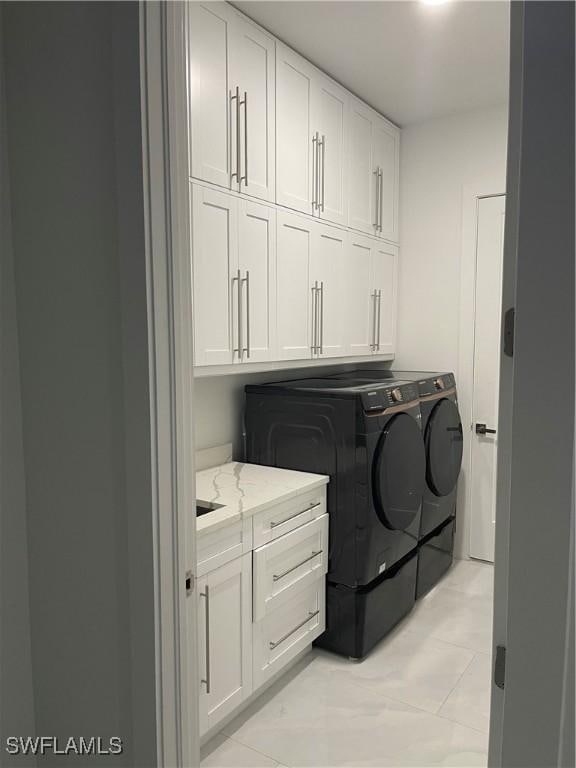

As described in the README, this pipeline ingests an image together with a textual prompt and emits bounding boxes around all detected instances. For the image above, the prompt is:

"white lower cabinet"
[253,513,328,621]
[198,553,252,737]
[197,486,328,739]
[252,580,326,690]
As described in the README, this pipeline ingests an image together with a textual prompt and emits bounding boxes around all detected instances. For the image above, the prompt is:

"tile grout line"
[433,650,479,715]
[225,731,286,765]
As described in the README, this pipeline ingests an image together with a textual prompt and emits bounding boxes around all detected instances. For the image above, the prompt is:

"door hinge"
[503,307,515,357]
[494,645,506,689]
[185,570,195,596]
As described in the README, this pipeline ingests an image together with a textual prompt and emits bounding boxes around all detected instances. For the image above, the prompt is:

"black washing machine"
[245,377,426,658]
[330,370,463,597]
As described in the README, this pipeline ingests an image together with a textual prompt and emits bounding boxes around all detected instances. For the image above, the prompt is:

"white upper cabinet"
[192,183,276,366]
[312,75,348,225]
[189,3,232,189]
[189,3,400,371]
[189,3,275,201]
[276,45,348,225]
[237,200,276,362]
[348,100,374,235]
[345,232,374,356]
[192,185,239,366]
[276,211,314,361]
[348,97,400,242]
[311,223,346,357]
[345,233,398,356]
[275,45,315,216]
[276,211,345,361]
[372,241,398,354]
[372,118,400,242]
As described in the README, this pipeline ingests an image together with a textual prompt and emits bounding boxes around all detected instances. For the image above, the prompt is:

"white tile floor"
[201,559,494,768]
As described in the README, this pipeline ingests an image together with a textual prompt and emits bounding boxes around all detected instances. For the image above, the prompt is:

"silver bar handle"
[315,132,321,210]
[240,91,248,187]
[232,271,240,357]
[230,88,240,184]
[310,282,318,353]
[319,281,324,354]
[200,586,211,693]
[378,168,384,231]
[311,135,318,209]
[320,135,326,212]
[242,270,250,359]
[270,502,321,529]
[273,550,322,582]
[376,289,382,350]
[269,610,320,650]
[373,167,379,228]
[370,290,377,350]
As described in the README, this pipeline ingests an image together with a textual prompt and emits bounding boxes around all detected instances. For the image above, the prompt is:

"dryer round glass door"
[372,413,426,530]
[425,398,464,497]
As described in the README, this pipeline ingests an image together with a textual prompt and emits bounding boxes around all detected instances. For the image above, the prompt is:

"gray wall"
[2,3,156,765]
[0,10,36,764]
[490,2,574,766]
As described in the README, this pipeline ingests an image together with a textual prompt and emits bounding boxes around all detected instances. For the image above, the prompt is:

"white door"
[348,98,374,235]
[229,19,275,201]
[238,200,276,363]
[372,116,399,242]
[276,211,313,360]
[192,185,239,366]
[312,223,346,358]
[276,45,314,215]
[469,195,506,562]
[313,75,347,225]
[198,554,252,736]
[345,232,374,356]
[188,2,233,189]
[372,241,398,355]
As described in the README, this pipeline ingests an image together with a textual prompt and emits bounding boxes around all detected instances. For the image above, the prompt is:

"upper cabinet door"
[371,241,398,355]
[276,45,315,215]
[237,200,276,363]
[372,117,400,242]
[313,75,348,226]
[229,19,275,202]
[345,232,375,357]
[276,211,313,360]
[188,3,233,189]
[348,98,375,235]
[192,185,239,366]
[312,223,346,358]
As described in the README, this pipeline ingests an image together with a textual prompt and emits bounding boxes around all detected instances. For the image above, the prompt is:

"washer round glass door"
[372,413,426,530]
[426,398,463,497]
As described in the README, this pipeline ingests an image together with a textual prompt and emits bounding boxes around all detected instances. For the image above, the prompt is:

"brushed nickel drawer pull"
[200,586,211,693]
[269,502,321,529]
[272,550,322,582]
[269,610,320,650]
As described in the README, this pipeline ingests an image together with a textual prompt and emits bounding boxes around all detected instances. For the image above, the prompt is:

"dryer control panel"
[361,383,419,413]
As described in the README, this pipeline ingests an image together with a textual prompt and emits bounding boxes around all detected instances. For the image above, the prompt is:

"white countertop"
[196,462,329,536]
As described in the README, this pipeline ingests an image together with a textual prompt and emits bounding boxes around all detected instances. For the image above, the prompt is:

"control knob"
[434,377,445,390]
[391,387,403,403]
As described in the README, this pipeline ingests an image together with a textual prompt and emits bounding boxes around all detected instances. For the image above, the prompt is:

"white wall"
[395,105,508,557]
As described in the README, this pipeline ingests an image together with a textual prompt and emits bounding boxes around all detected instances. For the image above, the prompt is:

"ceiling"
[233,1,510,126]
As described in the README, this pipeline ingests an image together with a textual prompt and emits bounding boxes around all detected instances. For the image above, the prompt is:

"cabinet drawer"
[252,487,326,548]
[253,579,325,689]
[197,517,252,577]
[253,514,328,621]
